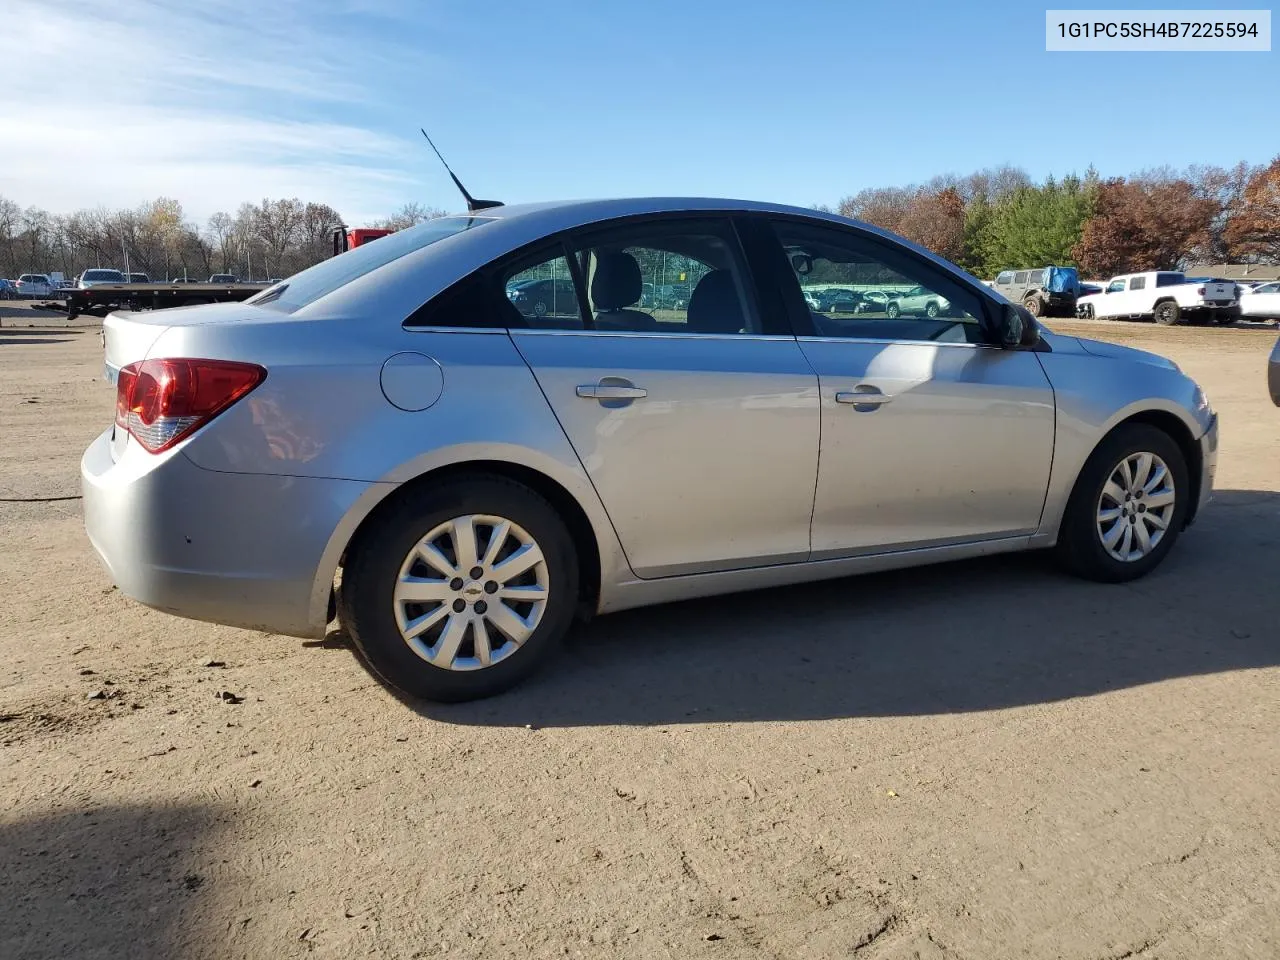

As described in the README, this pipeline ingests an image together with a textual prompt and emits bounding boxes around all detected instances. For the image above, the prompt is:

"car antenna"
[420,128,503,212]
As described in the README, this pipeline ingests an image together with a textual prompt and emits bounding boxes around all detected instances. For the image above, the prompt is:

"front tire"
[1055,424,1189,583]
[886,302,901,318]
[340,475,580,702]
[1023,296,1043,318]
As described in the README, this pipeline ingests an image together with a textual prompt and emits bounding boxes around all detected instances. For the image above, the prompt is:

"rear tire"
[340,475,580,702]
[1153,301,1181,325]
[1055,424,1189,583]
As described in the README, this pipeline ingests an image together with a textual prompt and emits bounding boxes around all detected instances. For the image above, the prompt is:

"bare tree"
[374,201,448,231]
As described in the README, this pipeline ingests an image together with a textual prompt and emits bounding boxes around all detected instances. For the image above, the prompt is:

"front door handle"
[835,385,892,407]
[576,382,648,400]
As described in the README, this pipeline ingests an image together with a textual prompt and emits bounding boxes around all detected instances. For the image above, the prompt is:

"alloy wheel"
[392,514,549,671]
[1095,452,1177,562]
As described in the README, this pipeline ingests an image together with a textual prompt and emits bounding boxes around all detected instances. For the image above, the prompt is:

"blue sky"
[4,0,1276,224]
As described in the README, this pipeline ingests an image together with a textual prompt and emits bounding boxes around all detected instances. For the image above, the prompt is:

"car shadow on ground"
[402,488,1280,728]
[0,337,74,346]
[0,803,225,960]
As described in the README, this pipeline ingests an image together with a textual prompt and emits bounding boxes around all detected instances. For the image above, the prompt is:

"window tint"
[1014,271,1028,284]
[1107,279,1127,293]
[502,254,583,329]
[1129,276,1146,291]
[570,219,758,335]
[774,221,986,344]
[1155,273,1185,287]
[1028,270,1045,284]
[995,271,1015,284]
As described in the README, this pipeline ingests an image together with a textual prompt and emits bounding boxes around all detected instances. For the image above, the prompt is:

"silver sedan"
[82,198,1219,702]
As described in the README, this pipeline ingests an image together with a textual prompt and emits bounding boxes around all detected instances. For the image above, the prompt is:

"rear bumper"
[81,428,377,638]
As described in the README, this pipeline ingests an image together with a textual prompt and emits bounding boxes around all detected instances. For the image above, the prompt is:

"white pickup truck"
[1076,271,1238,325]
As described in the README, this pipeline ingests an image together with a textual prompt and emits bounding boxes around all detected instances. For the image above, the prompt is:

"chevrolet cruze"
[82,198,1218,702]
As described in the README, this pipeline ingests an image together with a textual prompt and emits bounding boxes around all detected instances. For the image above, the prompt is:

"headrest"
[591,252,643,310]
[686,270,744,334]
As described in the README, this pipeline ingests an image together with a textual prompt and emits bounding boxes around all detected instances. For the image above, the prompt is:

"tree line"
[4,155,1278,283]
[0,197,445,283]
[821,154,1280,279]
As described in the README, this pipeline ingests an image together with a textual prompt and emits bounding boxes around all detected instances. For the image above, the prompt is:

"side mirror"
[997,303,1041,348]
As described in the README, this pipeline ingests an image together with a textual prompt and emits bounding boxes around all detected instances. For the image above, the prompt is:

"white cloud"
[0,0,428,224]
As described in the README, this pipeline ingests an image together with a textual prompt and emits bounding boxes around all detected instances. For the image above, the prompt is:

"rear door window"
[1014,271,1028,284]
[568,218,761,335]
[1129,276,1146,291]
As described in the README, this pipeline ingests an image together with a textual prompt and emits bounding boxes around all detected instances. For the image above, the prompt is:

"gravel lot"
[2,305,1278,960]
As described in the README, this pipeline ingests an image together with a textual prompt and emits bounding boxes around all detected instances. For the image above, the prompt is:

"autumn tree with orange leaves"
[1224,157,1280,263]
[1072,176,1218,278]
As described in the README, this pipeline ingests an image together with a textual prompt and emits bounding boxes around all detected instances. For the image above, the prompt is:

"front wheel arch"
[1062,409,1204,541]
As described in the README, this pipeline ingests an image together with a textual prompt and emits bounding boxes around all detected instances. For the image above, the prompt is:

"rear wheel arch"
[338,460,602,620]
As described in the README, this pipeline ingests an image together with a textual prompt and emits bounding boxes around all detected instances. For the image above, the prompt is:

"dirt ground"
[2,305,1279,960]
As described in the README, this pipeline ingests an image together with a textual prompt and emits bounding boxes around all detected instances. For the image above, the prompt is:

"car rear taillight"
[114,358,266,453]
[1197,286,1205,295]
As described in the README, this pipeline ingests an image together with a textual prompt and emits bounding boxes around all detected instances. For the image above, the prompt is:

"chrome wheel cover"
[393,515,549,671]
[1096,452,1176,562]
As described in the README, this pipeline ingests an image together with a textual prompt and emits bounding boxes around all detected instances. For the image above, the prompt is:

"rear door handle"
[835,386,892,406]
[576,382,647,400]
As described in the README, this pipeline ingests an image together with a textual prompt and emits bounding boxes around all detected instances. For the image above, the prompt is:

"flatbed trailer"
[64,281,270,320]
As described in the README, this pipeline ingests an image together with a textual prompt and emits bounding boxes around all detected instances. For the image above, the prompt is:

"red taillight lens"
[114,358,266,453]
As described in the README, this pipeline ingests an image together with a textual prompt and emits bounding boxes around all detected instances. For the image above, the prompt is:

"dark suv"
[992,266,1079,318]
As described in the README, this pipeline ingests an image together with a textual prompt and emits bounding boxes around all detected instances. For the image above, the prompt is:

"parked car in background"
[15,273,57,298]
[83,197,1219,703]
[77,269,127,288]
[128,273,150,283]
[1077,272,1238,325]
[886,284,952,318]
[506,276,579,319]
[1241,281,1280,298]
[856,289,896,313]
[815,287,861,313]
[0,278,17,299]
[1241,283,1280,320]
[992,266,1080,317]
[209,274,240,283]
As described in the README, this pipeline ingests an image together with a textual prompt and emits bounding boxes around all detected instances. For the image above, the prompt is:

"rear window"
[83,270,124,281]
[1155,273,1185,287]
[248,215,494,313]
